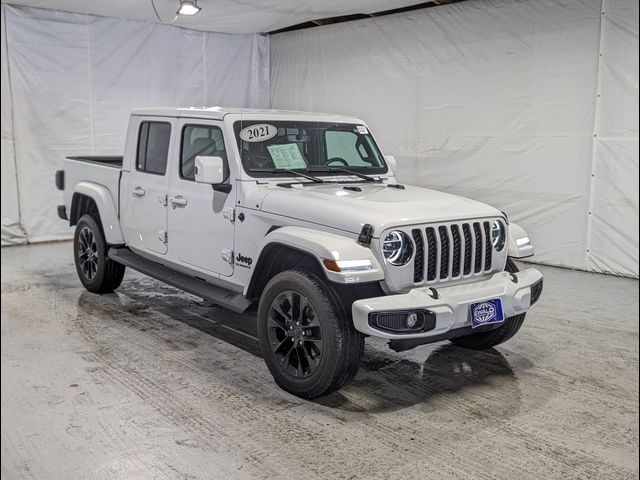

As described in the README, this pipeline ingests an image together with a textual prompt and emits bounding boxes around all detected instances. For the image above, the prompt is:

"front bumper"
[352,267,543,340]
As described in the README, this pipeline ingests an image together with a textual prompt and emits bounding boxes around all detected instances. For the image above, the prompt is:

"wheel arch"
[245,243,324,301]
[244,226,385,301]
[71,182,124,245]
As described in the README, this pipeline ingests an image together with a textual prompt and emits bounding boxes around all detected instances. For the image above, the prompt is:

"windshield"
[233,121,388,177]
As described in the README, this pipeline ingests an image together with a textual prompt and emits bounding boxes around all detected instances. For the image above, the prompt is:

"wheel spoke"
[305,308,320,327]
[271,335,290,355]
[294,347,303,377]
[297,295,308,322]
[301,344,318,369]
[267,314,287,332]
[272,303,290,323]
[281,345,298,375]
[289,292,300,322]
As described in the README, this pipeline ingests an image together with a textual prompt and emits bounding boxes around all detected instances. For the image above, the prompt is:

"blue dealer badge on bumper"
[470,299,504,328]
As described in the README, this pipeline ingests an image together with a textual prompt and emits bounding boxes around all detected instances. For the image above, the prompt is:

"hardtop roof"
[131,106,363,123]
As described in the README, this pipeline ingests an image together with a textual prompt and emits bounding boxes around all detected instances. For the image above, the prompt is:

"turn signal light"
[323,259,373,273]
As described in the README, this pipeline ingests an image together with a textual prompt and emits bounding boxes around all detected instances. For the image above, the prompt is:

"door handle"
[169,195,188,209]
[132,186,145,197]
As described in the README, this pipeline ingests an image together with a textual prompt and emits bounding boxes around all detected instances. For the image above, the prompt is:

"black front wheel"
[73,214,125,293]
[257,269,364,399]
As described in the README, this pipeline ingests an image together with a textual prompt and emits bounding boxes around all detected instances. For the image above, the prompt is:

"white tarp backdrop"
[0,5,269,244]
[1,6,25,244]
[1,1,638,278]
[271,0,639,278]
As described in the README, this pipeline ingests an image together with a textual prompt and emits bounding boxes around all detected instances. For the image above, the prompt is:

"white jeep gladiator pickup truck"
[56,107,543,398]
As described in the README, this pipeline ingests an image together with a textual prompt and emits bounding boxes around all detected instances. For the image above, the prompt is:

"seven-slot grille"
[411,220,496,283]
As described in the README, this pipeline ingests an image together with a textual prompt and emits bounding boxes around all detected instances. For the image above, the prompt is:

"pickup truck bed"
[61,156,123,221]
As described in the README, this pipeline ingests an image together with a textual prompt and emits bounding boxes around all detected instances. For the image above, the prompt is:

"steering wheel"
[323,157,349,166]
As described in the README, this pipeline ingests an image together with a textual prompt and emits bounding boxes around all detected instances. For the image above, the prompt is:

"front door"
[166,120,235,276]
[120,119,172,255]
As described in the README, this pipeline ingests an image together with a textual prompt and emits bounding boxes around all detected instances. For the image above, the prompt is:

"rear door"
[120,119,173,255]
[165,119,235,276]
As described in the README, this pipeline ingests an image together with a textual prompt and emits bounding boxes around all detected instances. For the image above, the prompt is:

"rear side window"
[137,122,171,175]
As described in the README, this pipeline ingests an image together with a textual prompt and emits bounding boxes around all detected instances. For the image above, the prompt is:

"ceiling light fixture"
[177,0,201,16]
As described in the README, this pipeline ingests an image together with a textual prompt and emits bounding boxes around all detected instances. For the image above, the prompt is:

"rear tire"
[257,269,364,399]
[450,258,525,350]
[73,214,125,293]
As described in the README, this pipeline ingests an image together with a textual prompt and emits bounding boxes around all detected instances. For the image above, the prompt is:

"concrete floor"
[1,242,638,480]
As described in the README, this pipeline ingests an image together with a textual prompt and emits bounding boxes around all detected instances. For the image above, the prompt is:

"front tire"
[257,269,364,399]
[449,258,525,350]
[73,214,125,293]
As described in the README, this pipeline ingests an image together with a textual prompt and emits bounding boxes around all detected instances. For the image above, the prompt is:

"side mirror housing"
[195,156,225,185]
[384,155,397,175]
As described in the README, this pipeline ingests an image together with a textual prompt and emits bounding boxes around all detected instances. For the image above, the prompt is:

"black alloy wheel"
[267,290,324,379]
[77,226,99,281]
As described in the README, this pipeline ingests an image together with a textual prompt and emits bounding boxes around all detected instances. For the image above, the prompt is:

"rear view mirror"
[384,155,397,175]
[195,156,225,185]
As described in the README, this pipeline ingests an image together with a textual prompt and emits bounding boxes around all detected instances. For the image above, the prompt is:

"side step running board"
[108,248,252,313]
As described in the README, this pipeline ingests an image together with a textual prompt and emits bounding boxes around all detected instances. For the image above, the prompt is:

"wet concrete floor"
[1,242,638,479]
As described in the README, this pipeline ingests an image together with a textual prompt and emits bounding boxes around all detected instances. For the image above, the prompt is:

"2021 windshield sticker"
[239,124,278,142]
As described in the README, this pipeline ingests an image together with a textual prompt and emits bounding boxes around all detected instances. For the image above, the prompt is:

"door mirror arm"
[212,183,232,193]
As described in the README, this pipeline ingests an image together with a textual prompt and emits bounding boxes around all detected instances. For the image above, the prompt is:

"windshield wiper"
[308,166,380,183]
[251,168,325,183]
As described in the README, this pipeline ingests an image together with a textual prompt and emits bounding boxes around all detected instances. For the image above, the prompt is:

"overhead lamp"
[177,0,201,16]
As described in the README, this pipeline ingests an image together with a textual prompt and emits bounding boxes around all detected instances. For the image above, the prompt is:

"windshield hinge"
[221,249,234,264]
[223,207,235,223]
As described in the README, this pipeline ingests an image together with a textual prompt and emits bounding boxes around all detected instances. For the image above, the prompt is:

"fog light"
[368,310,436,334]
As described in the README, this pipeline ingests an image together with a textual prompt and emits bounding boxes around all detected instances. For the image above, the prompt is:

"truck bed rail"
[66,156,123,168]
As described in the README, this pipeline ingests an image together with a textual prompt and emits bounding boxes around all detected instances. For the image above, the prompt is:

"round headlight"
[491,220,506,251]
[383,231,413,266]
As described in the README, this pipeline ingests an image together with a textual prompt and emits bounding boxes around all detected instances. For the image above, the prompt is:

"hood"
[254,182,502,237]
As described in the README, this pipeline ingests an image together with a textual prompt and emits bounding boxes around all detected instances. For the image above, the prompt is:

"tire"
[257,269,364,399]
[73,214,125,293]
[449,258,525,350]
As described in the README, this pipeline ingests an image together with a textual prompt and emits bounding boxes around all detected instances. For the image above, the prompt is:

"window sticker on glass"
[356,125,368,134]
[239,124,278,142]
[267,144,307,169]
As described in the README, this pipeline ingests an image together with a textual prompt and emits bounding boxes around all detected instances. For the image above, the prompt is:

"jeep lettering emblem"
[235,253,253,267]
[474,302,496,323]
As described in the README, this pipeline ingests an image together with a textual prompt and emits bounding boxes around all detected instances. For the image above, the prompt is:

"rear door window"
[137,122,171,175]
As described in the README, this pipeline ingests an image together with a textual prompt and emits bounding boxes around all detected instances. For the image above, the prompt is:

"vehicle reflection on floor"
[75,276,527,417]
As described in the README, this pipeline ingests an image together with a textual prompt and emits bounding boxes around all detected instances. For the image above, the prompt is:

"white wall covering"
[0,5,269,243]
[1,6,26,245]
[587,0,639,276]
[271,0,639,277]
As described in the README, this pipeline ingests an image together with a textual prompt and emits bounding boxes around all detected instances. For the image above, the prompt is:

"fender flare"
[72,181,124,245]
[507,222,534,258]
[244,226,384,296]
